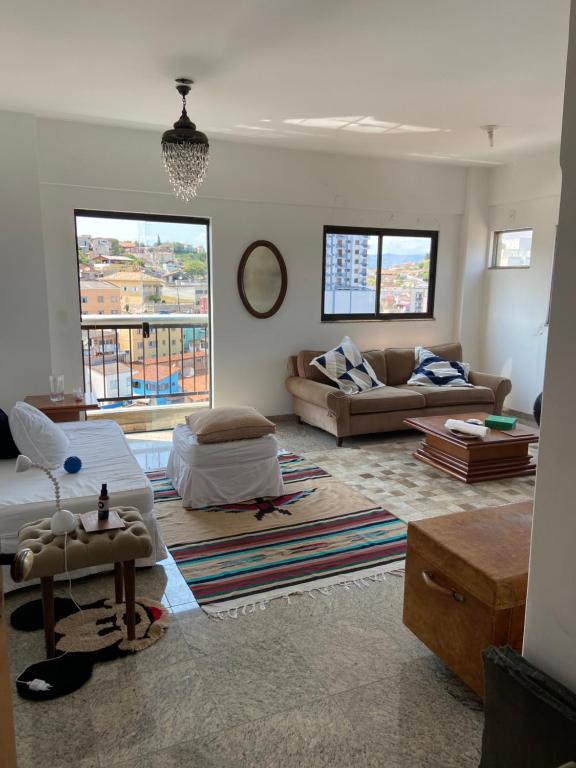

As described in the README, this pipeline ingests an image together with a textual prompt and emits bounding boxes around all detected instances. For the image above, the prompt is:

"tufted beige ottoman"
[14,507,152,657]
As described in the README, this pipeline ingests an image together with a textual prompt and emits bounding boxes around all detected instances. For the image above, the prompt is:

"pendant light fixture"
[161,78,209,201]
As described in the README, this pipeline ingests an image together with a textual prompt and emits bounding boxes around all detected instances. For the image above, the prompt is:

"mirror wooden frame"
[237,240,288,318]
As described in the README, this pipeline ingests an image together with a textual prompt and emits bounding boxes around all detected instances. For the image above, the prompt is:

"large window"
[322,226,438,320]
[74,210,211,431]
[491,229,533,268]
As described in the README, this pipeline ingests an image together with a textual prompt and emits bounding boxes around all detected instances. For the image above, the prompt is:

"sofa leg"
[336,436,343,447]
[297,416,303,424]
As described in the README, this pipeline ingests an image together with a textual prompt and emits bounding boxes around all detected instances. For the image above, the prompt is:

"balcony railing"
[81,313,210,410]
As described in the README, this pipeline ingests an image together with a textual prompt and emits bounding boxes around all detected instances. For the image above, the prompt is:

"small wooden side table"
[24,392,99,423]
[12,507,152,658]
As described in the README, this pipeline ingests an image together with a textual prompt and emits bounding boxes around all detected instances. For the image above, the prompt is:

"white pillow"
[310,336,385,394]
[9,402,70,468]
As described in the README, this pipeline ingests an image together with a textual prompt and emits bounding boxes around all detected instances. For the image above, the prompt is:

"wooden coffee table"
[404,412,539,483]
[24,392,99,423]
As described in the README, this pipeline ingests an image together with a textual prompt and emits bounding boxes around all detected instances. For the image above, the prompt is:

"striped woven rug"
[149,453,407,616]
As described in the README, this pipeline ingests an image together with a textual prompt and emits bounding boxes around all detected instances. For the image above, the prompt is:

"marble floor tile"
[90,658,224,766]
[162,564,199,607]
[173,601,287,657]
[14,695,100,768]
[195,634,331,727]
[9,418,538,768]
[182,695,363,768]
[329,668,483,767]
[289,614,423,696]
[111,739,221,768]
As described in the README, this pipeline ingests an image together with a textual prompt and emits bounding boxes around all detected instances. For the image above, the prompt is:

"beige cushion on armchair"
[185,407,276,444]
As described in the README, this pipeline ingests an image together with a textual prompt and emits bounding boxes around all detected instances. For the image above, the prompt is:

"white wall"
[1,109,558,419]
[480,151,560,413]
[35,118,467,415]
[0,113,51,411]
[523,0,576,693]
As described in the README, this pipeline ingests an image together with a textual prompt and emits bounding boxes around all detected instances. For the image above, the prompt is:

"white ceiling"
[0,0,570,164]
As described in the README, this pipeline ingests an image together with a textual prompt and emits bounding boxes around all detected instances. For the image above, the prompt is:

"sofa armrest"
[285,377,349,417]
[468,371,512,414]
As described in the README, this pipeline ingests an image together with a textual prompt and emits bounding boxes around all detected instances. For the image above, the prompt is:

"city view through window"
[322,228,437,319]
[76,211,211,428]
[492,229,533,268]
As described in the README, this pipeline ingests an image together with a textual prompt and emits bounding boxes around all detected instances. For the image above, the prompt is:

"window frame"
[74,208,213,411]
[490,228,533,269]
[321,225,438,322]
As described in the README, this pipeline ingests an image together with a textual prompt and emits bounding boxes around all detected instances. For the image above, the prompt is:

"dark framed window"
[491,229,533,268]
[322,226,438,321]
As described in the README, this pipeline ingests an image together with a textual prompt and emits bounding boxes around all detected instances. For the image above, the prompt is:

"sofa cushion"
[185,406,276,444]
[362,350,387,384]
[385,343,463,386]
[297,350,335,385]
[349,386,426,414]
[310,337,385,394]
[396,384,494,408]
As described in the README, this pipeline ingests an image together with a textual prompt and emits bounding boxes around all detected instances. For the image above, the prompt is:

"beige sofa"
[285,343,511,446]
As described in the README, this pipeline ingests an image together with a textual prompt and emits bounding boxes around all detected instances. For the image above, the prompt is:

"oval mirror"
[238,240,287,318]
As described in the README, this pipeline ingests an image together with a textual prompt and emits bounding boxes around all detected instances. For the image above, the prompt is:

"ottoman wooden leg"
[41,576,56,658]
[123,560,136,640]
[114,562,124,603]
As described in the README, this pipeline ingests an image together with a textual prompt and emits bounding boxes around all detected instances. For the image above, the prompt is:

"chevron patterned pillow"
[407,346,472,387]
[311,337,385,395]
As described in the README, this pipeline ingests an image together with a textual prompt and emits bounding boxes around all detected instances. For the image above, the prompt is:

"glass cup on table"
[72,386,84,403]
[49,374,65,402]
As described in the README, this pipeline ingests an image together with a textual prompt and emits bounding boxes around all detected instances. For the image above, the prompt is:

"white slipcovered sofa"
[0,419,166,591]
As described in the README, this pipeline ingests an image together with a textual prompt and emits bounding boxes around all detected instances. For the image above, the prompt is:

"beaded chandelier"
[161,78,209,201]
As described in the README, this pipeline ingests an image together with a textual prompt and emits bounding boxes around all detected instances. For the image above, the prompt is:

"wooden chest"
[402,502,532,697]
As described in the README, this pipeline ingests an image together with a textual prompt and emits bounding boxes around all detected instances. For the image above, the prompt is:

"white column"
[455,167,489,369]
[0,112,51,411]
[523,0,576,692]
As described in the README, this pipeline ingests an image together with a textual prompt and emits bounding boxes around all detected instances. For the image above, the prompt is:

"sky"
[329,233,432,259]
[76,216,208,248]
[381,235,431,256]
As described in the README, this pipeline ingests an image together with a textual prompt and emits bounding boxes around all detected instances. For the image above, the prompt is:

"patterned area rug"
[149,453,407,616]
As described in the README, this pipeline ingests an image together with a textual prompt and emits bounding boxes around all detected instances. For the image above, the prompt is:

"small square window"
[492,229,533,268]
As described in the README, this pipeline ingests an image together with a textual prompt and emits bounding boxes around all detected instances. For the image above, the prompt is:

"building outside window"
[322,226,438,320]
[491,229,533,268]
[75,210,212,428]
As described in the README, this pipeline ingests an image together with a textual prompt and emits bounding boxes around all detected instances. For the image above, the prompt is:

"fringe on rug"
[207,566,405,621]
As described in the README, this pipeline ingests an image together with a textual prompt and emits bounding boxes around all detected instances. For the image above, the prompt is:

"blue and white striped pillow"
[407,347,472,387]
